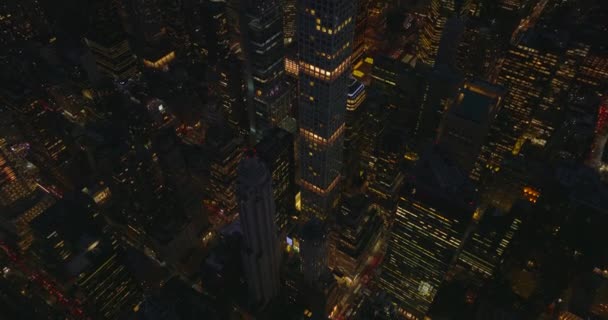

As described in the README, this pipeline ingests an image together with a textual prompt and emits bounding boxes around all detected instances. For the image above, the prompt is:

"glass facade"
[380,193,470,319]
[243,0,290,135]
[297,0,356,219]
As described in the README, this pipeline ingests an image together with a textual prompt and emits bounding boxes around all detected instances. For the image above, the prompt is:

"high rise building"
[30,193,142,319]
[255,128,296,231]
[367,129,407,218]
[84,0,138,81]
[476,30,564,180]
[457,207,521,286]
[415,65,463,144]
[352,0,370,63]
[344,77,367,178]
[379,147,476,319]
[436,79,506,177]
[205,0,231,68]
[498,30,571,143]
[237,152,281,308]
[300,217,327,287]
[220,51,248,137]
[206,127,244,217]
[282,0,296,44]
[297,0,356,219]
[328,195,383,280]
[455,17,503,80]
[241,0,291,136]
[417,0,469,67]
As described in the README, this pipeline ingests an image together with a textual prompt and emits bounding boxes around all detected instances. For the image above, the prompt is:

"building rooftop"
[449,80,505,124]
[406,145,478,217]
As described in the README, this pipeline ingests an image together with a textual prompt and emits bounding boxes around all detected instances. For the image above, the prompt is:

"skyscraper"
[476,30,564,181]
[417,0,471,68]
[282,0,296,44]
[205,0,231,68]
[457,207,521,286]
[328,195,383,280]
[255,128,296,231]
[206,127,243,217]
[379,147,476,319]
[437,79,506,177]
[241,0,290,136]
[352,0,370,63]
[344,77,367,177]
[31,193,142,319]
[367,129,407,218]
[300,217,327,287]
[297,0,356,219]
[237,152,281,308]
[84,0,138,81]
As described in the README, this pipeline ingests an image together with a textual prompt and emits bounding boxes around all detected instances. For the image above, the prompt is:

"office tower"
[367,129,407,218]
[477,30,564,179]
[416,66,463,143]
[364,1,387,53]
[455,18,501,80]
[297,0,356,219]
[300,218,327,286]
[84,1,138,80]
[358,101,388,178]
[352,0,370,63]
[417,0,471,68]
[241,0,290,136]
[255,128,296,231]
[206,127,244,217]
[501,32,565,141]
[205,0,231,67]
[436,80,506,177]
[84,0,138,81]
[344,78,366,179]
[457,207,521,285]
[282,0,296,44]
[220,51,248,137]
[367,56,427,141]
[328,195,383,279]
[379,147,476,319]
[587,97,608,169]
[237,152,281,308]
[30,193,142,319]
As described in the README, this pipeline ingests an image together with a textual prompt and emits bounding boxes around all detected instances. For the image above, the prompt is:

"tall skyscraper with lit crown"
[297,0,356,219]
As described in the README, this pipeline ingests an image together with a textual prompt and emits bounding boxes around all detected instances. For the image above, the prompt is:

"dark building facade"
[379,147,476,319]
[297,0,356,219]
[255,128,296,231]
